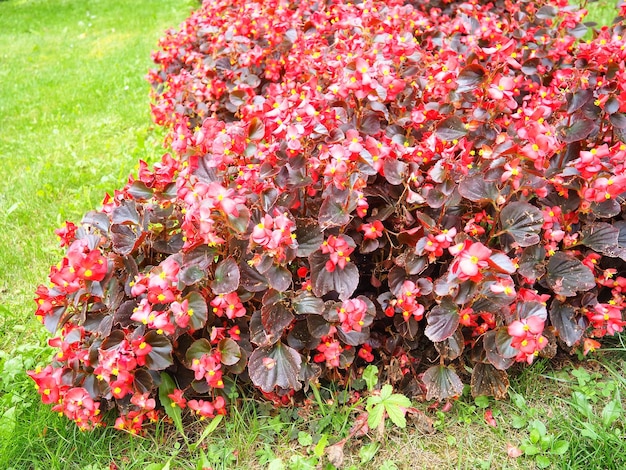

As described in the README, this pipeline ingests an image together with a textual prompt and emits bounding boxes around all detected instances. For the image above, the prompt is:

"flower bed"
[30,0,626,433]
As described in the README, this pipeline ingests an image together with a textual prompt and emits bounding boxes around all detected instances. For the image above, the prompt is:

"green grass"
[0,0,625,468]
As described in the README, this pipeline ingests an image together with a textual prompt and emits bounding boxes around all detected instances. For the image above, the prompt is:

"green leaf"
[601,397,622,428]
[367,401,385,429]
[313,434,328,458]
[385,401,408,428]
[535,455,551,468]
[363,365,379,392]
[210,257,240,295]
[158,372,184,435]
[185,338,213,363]
[297,431,313,446]
[546,252,596,297]
[499,202,544,247]
[248,341,302,392]
[359,442,380,464]
[189,415,223,452]
[551,439,569,456]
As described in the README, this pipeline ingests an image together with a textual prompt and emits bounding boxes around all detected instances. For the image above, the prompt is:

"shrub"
[30,0,626,433]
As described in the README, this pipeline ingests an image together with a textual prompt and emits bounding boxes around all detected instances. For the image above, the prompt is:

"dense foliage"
[30,0,626,433]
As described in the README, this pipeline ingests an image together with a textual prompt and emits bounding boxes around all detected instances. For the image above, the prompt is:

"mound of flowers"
[30,0,626,433]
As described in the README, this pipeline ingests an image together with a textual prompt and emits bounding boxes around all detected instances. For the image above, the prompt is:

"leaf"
[484,329,516,370]
[610,113,626,129]
[158,372,184,435]
[499,201,544,247]
[248,117,265,141]
[295,218,324,257]
[239,261,269,292]
[566,89,593,114]
[435,116,468,142]
[248,342,302,392]
[128,181,154,200]
[210,257,240,295]
[264,263,292,292]
[488,252,517,274]
[111,224,138,256]
[470,363,510,399]
[179,265,205,287]
[546,252,596,297]
[558,118,595,143]
[226,205,250,234]
[185,338,212,363]
[601,397,622,427]
[261,292,295,340]
[551,440,569,456]
[366,401,385,430]
[383,158,408,185]
[185,291,209,331]
[292,292,325,315]
[580,222,619,255]
[218,338,241,366]
[422,365,464,401]
[425,299,459,342]
[189,415,224,452]
[536,5,557,19]
[82,211,110,232]
[111,200,140,225]
[144,331,174,370]
[590,199,621,219]
[516,301,547,321]
[318,194,355,228]
[434,327,464,361]
[309,251,359,301]
[458,175,499,203]
[456,64,486,93]
[518,244,546,280]
[521,58,540,75]
[363,365,379,392]
[549,300,583,347]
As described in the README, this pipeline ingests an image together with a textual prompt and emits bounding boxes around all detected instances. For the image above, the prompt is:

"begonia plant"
[29,0,626,434]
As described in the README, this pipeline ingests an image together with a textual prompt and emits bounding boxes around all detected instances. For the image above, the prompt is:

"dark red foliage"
[30,0,626,432]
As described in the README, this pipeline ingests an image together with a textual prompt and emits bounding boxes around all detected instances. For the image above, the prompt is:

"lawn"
[0,0,625,469]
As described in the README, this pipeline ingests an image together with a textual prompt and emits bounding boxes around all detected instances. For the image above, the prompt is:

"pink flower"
[449,240,492,281]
